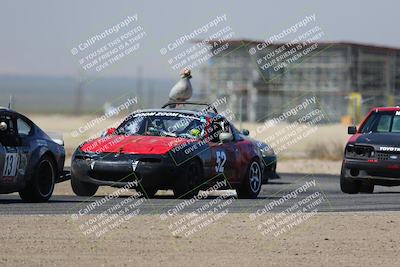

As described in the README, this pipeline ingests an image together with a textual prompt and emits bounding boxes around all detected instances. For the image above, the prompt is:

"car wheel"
[19,155,56,202]
[71,173,98,197]
[359,180,374,193]
[237,159,262,199]
[137,187,158,198]
[340,166,360,194]
[173,159,202,199]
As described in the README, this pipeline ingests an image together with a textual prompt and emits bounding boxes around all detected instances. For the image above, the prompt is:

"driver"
[189,128,201,138]
[185,117,207,138]
[146,118,166,135]
[151,119,165,130]
[0,119,17,146]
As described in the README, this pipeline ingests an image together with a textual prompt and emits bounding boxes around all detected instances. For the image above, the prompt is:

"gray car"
[0,107,66,202]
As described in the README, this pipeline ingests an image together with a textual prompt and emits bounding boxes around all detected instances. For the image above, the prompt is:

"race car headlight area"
[345,144,375,159]
[72,147,101,162]
[261,145,275,157]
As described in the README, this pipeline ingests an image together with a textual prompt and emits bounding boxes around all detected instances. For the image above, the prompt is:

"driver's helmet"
[190,128,201,137]
[151,119,164,129]
[191,116,209,138]
[0,121,7,132]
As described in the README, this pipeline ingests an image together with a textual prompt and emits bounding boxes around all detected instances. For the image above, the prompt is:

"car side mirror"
[348,126,357,135]
[241,129,250,136]
[106,128,116,135]
[219,132,233,143]
[0,121,7,132]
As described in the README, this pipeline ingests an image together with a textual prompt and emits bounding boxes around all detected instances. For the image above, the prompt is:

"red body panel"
[209,139,255,183]
[349,133,362,143]
[373,107,400,112]
[81,135,195,155]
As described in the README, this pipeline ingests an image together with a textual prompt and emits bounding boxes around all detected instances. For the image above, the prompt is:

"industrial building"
[198,40,400,122]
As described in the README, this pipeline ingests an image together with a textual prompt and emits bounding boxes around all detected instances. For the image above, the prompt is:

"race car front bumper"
[71,152,179,189]
[342,158,400,185]
[262,155,278,182]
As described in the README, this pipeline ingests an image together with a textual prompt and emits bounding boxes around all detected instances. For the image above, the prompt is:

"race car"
[0,107,66,202]
[341,106,400,194]
[71,102,264,198]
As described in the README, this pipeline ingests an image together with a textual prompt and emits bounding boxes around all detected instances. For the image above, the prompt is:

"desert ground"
[0,213,399,267]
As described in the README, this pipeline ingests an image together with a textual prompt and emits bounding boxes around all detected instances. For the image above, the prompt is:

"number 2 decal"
[3,153,19,177]
[215,151,227,173]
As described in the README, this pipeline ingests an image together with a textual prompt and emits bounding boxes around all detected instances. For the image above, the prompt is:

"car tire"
[137,187,158,198]
[340,167,360,194]
[359,180,374,193]
[237,159,262,199]
[173,159,202,199]
[71,173,98,197]
[19,155,56,203]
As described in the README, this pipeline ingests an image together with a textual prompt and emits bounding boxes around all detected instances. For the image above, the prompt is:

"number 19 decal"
[215,151,227,173]
[3,153,19,177]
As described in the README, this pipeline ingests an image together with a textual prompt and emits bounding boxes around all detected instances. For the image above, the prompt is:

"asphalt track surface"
[1,173,400,215]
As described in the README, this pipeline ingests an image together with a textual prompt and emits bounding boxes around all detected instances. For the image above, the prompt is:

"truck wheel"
[359,180,374,193]
[340,167,360,194]
[173,159,202,199]
[71,173,98,197]
[237,159,262,199]
[19,155,56,202]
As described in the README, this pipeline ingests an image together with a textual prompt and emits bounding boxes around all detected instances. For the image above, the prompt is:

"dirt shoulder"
[277,159,342,175]
[0,212,398,267]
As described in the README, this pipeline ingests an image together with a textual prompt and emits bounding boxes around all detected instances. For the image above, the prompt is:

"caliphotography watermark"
[70,182,144,238]
[160,14,235,71]
[159,178,235,238]
[253,96,325,158]
[249,178,326,238]
[70,96,138,138]
[248,13,325,75]
[166,104,236,166]
[70,14,146,73]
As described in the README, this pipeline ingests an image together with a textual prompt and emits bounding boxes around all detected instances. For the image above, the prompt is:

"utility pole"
[74,75,85,115]
[8,95,15,109]
[147,80,154,108]
[136,66,143,108]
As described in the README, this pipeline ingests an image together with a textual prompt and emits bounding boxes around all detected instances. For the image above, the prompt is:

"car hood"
[81,135,194,155]
[353,132,400,148]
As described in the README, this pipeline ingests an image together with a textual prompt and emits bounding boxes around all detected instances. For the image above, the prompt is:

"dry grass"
[308,141,345,161]
[241,121,348,160]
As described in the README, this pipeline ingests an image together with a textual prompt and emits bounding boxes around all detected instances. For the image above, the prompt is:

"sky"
[0,0,398,80]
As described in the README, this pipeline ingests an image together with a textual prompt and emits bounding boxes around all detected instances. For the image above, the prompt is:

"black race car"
[341,107,400,194]
[71,103,265,199]
[0,107,66,202]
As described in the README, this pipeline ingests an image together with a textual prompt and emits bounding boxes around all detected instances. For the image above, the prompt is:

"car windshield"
[116,111,207,139]
[360,111,400,133]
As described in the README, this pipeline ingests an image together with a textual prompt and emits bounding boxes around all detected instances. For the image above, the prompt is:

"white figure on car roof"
[169,68,192,102]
